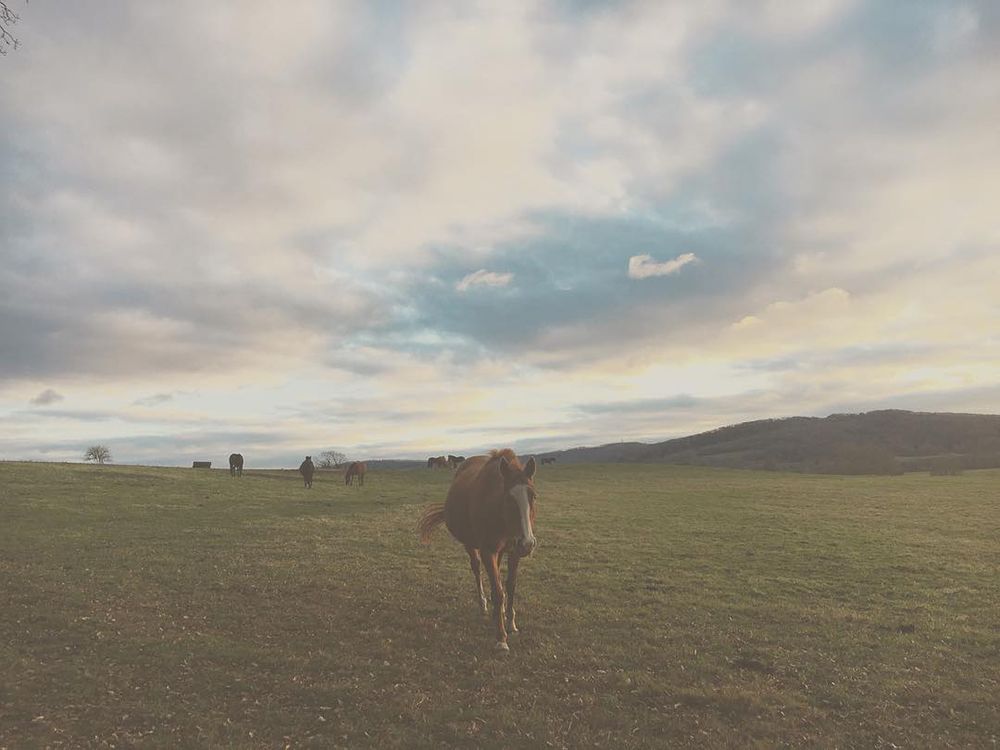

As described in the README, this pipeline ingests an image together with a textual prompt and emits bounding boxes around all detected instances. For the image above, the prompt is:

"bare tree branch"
[0,1,24,55]
[318,450,348,469]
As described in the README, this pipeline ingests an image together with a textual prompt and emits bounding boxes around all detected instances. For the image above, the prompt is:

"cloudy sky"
[2,1,998,467]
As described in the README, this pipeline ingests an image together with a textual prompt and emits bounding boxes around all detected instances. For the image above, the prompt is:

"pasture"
[1,461,997,748]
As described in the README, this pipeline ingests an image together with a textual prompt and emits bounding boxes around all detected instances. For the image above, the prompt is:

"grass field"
[1,461,997,748]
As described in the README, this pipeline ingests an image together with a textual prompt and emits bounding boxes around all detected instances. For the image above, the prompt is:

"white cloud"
[455,270,514,293]
[628,253,699,279]
[933,6,979,53]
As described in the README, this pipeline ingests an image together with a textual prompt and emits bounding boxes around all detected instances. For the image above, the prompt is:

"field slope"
[544,409,1000,473]
[1,462,997,748]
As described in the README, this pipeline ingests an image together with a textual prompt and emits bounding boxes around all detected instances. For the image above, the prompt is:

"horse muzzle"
[516,536,537,557]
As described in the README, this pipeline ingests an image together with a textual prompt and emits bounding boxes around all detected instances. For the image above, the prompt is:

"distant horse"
[541,457,556,465]
[418,449,538,651]
[345,461,366,486]
[229,453,244,477]
[447,455,466,469]
[299,456,315,488]
[427,456,448,469]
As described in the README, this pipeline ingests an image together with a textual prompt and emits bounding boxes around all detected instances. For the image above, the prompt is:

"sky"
[1,1,999,467]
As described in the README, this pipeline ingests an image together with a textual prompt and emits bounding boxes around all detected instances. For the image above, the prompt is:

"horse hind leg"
[466,546,488,616]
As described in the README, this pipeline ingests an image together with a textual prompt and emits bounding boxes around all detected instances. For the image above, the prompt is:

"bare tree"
[1,1,24,55]
[84,445,112,464]
[318,450,347,469]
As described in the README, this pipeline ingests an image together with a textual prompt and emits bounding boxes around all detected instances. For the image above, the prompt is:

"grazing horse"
[447,455,466,469]
[299,456,315,488]
[418,449,538,651]
[541,456,556,465]
[345,461,366,486]
[427,456,448,469]
[229,453,244,477]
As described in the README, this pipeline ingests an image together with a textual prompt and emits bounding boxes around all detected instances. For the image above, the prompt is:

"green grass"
[1,462,998,748]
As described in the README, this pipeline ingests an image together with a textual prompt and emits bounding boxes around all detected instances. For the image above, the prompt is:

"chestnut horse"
[229,453,244,477]
[345,461,366,486]
[418,449,537,651]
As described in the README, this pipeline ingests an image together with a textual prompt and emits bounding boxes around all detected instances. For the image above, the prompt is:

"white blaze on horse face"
[509,484,535,548]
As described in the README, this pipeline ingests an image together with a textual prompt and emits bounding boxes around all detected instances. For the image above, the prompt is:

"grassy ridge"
[1,462,997,748]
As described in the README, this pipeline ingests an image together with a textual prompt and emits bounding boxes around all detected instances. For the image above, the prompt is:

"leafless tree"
[318,450,347,469]
[84,445,112,464]
[1,1,24,55]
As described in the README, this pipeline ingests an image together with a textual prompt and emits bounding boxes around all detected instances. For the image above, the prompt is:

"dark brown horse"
[427,456,448,469]
[229,453,244,477]
[344,461,366,486]
[447,454,466,469]
[299,456,315,488]
[540,456,556,465]
[418,449,537,651]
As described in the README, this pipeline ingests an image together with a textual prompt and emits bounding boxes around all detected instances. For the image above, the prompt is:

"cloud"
[455,270,514,293]
[575,394,701,415]
[133,392,174,407]
[29,388,64,406]
[1,2,999,464]
[628,253,699,279]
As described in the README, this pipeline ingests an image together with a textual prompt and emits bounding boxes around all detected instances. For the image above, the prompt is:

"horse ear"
[498,456,513,481]
[524,456,536,479]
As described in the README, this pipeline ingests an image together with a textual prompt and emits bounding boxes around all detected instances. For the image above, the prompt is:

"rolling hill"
[539,410,1000,474]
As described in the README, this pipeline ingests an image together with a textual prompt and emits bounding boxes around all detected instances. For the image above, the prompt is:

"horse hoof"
[496,641,510,652]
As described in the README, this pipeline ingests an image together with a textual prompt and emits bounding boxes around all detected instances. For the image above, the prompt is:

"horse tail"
[417,503,447,543]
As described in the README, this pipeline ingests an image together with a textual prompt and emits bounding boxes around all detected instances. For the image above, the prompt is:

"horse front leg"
[483,549,508,650]
[505,549,521,634]
[465,546,488,615]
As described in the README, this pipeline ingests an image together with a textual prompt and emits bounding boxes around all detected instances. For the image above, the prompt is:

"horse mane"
[487,448,522,471]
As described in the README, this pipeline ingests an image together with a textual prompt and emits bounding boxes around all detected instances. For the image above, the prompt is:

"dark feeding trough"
[192,461,212,469]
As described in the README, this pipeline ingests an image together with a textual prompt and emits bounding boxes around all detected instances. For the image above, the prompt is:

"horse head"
[497,455,537,557]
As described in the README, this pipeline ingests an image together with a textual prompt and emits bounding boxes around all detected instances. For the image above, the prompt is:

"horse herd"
[226,453,366,487]
[227,448,554,651]
[429,455,557,469]
[427,454,465,469]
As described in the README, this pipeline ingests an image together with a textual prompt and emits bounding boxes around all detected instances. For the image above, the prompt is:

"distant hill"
[538,410,1000,475]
